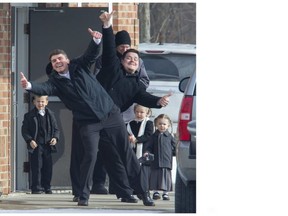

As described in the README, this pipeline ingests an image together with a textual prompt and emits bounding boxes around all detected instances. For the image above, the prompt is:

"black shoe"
[152,192,161,200]
[137,194,143,200]
[31,190,43,194]
[78,199,88,206]
[72,196,79,202]
[91,185,108,194]
[142,192,155,206]
[121,195,138,203]
[162,194,170,200]
[109,187,116,194]
[45,189,52,194]
[73,196,79,202]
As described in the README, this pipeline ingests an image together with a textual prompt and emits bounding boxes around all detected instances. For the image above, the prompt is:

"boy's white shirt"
[38,109,45,116]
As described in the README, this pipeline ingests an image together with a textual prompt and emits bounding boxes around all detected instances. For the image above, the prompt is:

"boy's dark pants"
[30,145,52,192]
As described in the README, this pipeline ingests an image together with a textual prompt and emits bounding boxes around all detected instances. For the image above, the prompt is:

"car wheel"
[175,169,196,213]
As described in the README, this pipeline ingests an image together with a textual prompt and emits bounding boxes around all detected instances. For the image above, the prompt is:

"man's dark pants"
[70,105,143,201]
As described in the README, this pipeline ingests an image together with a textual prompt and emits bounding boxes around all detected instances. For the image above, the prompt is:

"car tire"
[175,169,196,213]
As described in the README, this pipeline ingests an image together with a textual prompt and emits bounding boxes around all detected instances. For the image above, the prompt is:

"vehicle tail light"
[178,95,193,141]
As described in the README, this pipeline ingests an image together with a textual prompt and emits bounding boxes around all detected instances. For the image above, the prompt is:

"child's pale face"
[135,106,149,121]
[156,118,170,133]
[33,96,48,111]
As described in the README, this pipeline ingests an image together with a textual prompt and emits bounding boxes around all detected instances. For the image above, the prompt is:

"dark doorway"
[28,7,107,189]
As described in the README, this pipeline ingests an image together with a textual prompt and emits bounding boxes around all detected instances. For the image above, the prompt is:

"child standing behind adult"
[21,95,60,194]
[126,104,154,205]
[144,114,176,201]
[127,104,153,159]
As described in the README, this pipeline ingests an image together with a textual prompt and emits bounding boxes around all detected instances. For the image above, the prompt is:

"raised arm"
[99,11,115,28]
[75,28,103,69]
[20,71,57,96]
[88,28,102,40]
[99,10,117,66]
[96,11,121,90]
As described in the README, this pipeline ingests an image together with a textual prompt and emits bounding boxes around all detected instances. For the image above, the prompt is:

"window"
[140,54,196,81]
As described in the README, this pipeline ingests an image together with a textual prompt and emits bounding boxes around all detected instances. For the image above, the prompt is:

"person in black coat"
[95,11,171,206]
[21,95,60,194]
[20,29,150,206]
[127,104,154,198]
[94,30,150,90]
[91,30,150,195]
[144,114,176,201]
[97,12,170,113]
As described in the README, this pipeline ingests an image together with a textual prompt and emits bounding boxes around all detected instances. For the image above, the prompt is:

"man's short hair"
[122,49,140,59]
[48,49,68,61]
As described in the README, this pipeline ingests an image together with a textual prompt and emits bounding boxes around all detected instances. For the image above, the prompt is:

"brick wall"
[112,3,139,47]
[0,3,11,195]
[0,2,138,195]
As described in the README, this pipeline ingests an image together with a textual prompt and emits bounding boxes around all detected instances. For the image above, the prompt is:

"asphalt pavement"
[0,190,175,213]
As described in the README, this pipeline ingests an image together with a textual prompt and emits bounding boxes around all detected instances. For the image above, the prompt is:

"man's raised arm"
[99,11,115,28]
[88,28,102,45]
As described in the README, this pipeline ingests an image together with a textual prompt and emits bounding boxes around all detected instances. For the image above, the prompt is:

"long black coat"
[21,107,60,153]
[145,130,176,170]
[29,40,115,122]
[96,26,161,112]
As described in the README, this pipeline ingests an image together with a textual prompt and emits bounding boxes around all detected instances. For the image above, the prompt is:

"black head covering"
[115,30,131,47]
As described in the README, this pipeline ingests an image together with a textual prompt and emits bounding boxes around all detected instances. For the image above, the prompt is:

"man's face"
[50,54,70,74]
[116,44,130,55]
[121,52,139,74]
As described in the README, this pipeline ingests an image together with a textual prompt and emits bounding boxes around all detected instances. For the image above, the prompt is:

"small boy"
[21,94,60,194]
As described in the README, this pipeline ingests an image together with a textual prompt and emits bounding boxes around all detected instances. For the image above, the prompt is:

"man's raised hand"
[158,92,173,107]
[99,11,115,27]
[20,72,28,89]
[88,28,102,39]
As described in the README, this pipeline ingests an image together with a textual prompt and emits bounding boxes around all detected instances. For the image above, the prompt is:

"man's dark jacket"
[95,52,149,88]
[22,107,60,153]
[96,26,161,112]
[28,40,115,122]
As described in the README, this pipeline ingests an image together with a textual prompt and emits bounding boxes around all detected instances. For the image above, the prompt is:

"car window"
[140,54,196,81]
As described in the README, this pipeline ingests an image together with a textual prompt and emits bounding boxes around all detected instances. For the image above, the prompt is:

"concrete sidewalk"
[0,191,175,213]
